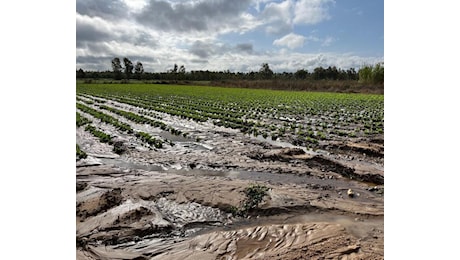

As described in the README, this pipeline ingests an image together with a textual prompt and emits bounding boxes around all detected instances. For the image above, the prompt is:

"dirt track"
[76,98,383,259]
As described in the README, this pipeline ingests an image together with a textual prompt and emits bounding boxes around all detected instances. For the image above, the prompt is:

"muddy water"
[98,156,379,203]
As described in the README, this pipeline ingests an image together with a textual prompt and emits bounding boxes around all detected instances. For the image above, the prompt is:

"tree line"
[77,57,383,84]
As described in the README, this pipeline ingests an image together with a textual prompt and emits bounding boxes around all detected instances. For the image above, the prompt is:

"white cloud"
[253,0,273,12]
[121,0,147,11]
[260,0,293,34]
[273,33,334,49]
[251,52,382,72]
[293,0,334,25]
[322,36,335,46]
[273,33,307,49]
[256,0,334,35]
[76,0,130,20]
[76,0,382,73]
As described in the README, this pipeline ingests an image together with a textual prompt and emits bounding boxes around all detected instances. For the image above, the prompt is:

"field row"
[77,84,384,151]
[76,101,177,156]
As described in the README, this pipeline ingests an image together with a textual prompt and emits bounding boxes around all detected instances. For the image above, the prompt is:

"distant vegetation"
[76,58,383,93]
[358,62,384,85]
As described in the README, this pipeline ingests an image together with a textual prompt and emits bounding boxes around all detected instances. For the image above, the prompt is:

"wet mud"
[76,95,384,259]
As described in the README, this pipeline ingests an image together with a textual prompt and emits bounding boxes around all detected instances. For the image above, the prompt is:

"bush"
[112,141,126,154]
[233,184,270,217]
[358,62,384,85]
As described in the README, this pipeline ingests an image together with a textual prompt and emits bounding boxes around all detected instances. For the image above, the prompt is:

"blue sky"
[76,0,383,72]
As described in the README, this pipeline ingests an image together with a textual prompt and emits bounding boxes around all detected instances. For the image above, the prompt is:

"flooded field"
[76,84,383,259]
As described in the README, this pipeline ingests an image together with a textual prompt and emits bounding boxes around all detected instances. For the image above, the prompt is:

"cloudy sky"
[76,0,383,73]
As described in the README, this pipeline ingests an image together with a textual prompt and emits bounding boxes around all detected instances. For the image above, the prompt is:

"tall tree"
[171,64,178,73]
[76,68,86,79]
[294,69,308,80]
[123,57,134,79]
[112,57,123,80]
[313,66,325,80]
[259,63,273,79]
[134,61,144,80]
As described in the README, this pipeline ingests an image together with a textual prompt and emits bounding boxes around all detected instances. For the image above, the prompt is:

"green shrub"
[233,184,270,217]
[359,62,384,84]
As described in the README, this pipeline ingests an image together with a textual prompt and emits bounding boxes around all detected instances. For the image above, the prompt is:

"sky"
[76,0,383,73]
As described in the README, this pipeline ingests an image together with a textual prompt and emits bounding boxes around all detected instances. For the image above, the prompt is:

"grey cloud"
[76,20,112,47]
[122,56,157,63]
[133,32,156,46]
[136,0,252,32]
[76,0,129,20]
[77,55,157,71]
[76,14,158,52]
[190,41,255,59]
[78,50,157,64]
[190,41,222,58]
[77,42,112,55]
[236,43,253,54]
[191,59,209,64]
[76,56,113,71]
[76,26,157,50]
[118,31,157,47]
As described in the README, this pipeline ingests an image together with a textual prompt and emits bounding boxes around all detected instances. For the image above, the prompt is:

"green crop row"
[76,103,133,133]
[76,144,87,160]
[77,102,171,149]
[135,131,163,149]
[76,112,92,127]
[85,125,113,144]
[99,105,183,136]
[77,83,383,149]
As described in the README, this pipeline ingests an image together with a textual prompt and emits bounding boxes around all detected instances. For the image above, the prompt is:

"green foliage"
[84,125,112,144]
[134,61,144,80]
[259,63,274,79]
[78,60,361,82]
[123,57,134,79]
[135,131,163,149]
[112,57,123,80]
[76,103,133,133]
[359,62,384,84]
[76,144,87,160]
[76,68,86,79]
[76,112,92,127]
[233,184,270,217]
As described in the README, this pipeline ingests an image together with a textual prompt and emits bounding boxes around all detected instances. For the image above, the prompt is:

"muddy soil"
[76,96,383,259]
